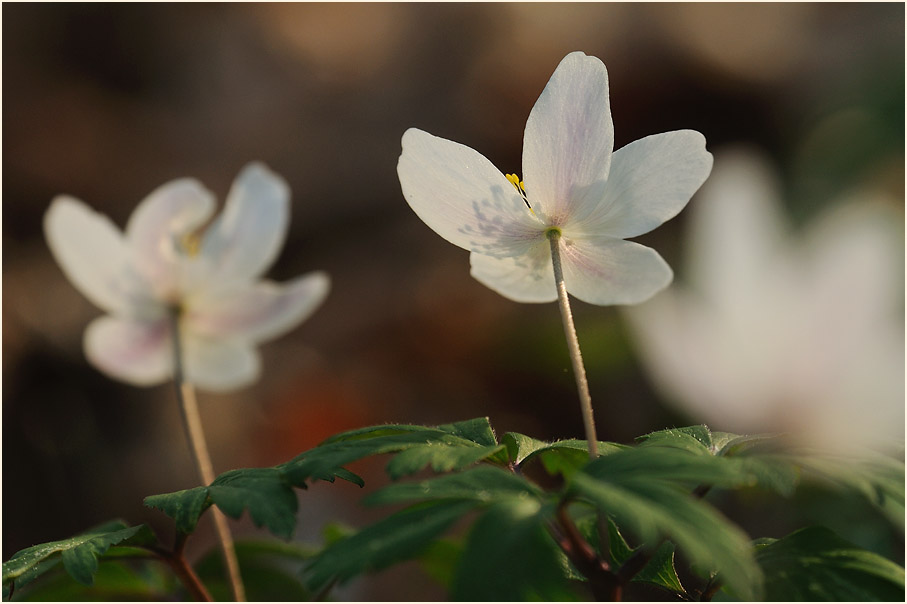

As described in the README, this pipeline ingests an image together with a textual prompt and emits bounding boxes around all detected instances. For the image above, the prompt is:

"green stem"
[170,310,246,602]
[548,231,599,458]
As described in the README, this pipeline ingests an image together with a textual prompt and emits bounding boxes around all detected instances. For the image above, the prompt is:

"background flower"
[625,149,904,453]
[44,163,330,392]
[4,5,903,598]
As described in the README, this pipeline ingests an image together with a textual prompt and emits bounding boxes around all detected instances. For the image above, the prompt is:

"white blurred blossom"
[398,51,712,306]
[44,163,329,392]
[626,150,904,452]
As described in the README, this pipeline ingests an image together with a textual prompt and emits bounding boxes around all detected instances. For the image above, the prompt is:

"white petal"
[125,178,216,298]
[571,131,714,239]
[522,52,613,225]
[398,128,545,257]
[559,235,673,306]
[198,162,290,287]
[44,197,156,316]
[182,335,261,392]
[184,272,330,343]
[84,316,172,386]
[469,244,556,303]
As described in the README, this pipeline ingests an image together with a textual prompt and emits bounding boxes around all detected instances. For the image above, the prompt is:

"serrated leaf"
[385,443,505,479]
[606,518,686,595]
[503,432,626,477]
[144,486,212,534]
[207,468,299,539]
[4,558,175,601]
[2,521,155,594]
[365,465,543,506]
[752,526,905,601]
[302,500,478,592]
[450,499,579,601]
[571,457,762,600]
[436,417,499,447]
[637,426,716,454]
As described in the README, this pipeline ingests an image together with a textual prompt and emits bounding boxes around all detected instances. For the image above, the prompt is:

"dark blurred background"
[3,3,904,600]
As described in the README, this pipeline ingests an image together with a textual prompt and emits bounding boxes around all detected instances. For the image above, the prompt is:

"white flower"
[625,149,905,452]
[44,162,330,392]
[397,51,713,305]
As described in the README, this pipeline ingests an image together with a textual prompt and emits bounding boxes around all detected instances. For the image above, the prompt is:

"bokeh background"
[3,3,904,600]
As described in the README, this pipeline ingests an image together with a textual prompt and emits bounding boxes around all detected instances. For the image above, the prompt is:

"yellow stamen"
[506,173,533,214]
[181,232,202,257]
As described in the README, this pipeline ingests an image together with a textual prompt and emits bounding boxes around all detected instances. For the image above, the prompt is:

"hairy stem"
[170,310,246,602]
[548,231,599,458]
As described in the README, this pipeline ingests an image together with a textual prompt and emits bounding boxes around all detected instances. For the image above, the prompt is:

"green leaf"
[365,465,543,506]
[302,500,478,592]
[753,526,905,601]
[418,539,462,588]
[450,499,579,601]
[2,521,156,595]
[385,443,506,479]
[195,540,317,602]
[281,418,505,486]
[503,432,626,477]
[637,426,716,454]
[571,452,762,600]
[144,486,210,534]
[606,518,686,595]
[4,558,175,601]
[208,468,298,539]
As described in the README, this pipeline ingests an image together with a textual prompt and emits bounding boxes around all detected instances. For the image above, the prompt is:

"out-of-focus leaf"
[302,500,478,592]
[6,558,175,601]
[450,499,580,601]
[195,539,317,602]
[418,539,462,588]
[365,465,543,506]
[751,526,905,601]
[605,517,686,595]
[571,451,762,600]
[3,521,156,596]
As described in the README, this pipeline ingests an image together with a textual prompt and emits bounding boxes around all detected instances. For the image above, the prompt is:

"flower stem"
[169,310,247,602]
[548,231,599,458]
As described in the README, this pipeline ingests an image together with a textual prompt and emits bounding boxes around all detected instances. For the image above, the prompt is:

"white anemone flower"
[44,162,330,392]
[626,149,905,452]
[397,51,713,305]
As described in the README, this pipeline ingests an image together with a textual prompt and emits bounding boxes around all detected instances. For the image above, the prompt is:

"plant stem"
[170,310,246,602]
[548,231,599,458]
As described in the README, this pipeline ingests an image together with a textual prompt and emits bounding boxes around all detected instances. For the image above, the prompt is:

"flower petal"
[469,243,556,303]
[398,128,545,257]
[184,271,330,343]
[198,162,290,287]
[125,178,216,298]
[560,235,673,305]
[44,197,156,316]
[84,316,172,386]
[183,335,261,392]
[571,131,714,239]
[522,51,613,225]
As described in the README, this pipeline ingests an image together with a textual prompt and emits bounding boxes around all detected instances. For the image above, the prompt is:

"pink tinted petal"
[44,197,156,317]
[182,335,261,392]
[522,52,613,225]
[84,316,172,386]
[469,244,556,304]
[125,178,216,298]
[184,272,330,343]
[398,128,545,257]
[198,162,290,287]
[560,235,673,306]
[571,131,713,239]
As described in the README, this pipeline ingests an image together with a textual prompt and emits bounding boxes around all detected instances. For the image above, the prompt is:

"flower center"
[178,232,202,258]
[505,173,534,214]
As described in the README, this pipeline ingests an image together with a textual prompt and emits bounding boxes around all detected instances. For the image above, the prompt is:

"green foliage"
[450,499,580,601]
[2,521,156,598]
[607,519,686,595]
[365,465,543,506]
[4,559,176,602]
[195,540,317,601]
[503,432,625,477]
[302,500,479,593]
[751,526,905,601]
[570,446,763,600]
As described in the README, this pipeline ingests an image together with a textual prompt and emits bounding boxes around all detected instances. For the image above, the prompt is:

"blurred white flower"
[626,149,905,452]
[44,163,329,392]
[398,51,713,305]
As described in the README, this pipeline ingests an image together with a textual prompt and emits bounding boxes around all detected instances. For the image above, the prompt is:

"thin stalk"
[548,230,599,458]
[170,310,246,602]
